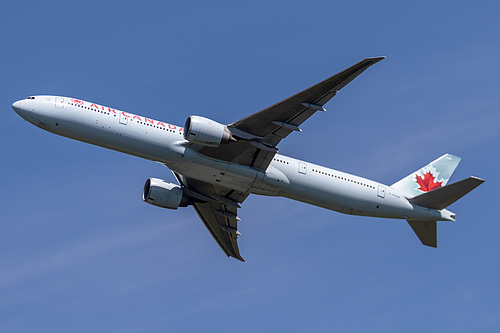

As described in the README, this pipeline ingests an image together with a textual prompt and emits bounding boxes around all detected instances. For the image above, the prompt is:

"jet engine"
[183,115,235,147]
[142,178,191,209]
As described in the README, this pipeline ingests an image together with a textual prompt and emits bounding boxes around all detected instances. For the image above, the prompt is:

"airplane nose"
[12,100,24,115]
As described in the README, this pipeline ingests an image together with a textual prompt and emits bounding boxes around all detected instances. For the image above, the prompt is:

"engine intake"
[142,178,191,209]
[183,115,234,147]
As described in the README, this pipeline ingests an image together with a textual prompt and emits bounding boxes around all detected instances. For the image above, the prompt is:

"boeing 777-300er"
[12,57,484,261]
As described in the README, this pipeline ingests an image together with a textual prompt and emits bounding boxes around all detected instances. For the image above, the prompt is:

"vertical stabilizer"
[391,154,461,197]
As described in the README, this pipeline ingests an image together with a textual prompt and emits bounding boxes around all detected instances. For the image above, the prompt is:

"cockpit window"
[26,96,35,100]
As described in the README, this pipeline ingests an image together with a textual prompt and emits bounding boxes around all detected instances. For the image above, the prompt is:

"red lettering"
[168,124,176,129]
[121,111,130,117]
[157,121,165,127]
[90,103,99,109]
[144,118,154,124]
[132,115,142,121]
[107,108,116,114]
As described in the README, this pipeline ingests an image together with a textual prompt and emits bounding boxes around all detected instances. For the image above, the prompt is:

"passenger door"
[298,162,307,174]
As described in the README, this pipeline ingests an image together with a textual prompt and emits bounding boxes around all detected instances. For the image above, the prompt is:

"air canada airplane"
[13,57,484,261]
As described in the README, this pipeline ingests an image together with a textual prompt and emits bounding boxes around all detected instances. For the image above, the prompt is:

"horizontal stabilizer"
[408,176,484,210]
[407,220,437,247]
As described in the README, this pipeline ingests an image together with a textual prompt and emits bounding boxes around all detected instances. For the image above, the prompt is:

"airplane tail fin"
[391,153,461,197]
[406,176,484,248]
[394,154,485,248]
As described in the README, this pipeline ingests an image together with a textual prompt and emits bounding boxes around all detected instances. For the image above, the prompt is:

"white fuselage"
[13,96,454,222]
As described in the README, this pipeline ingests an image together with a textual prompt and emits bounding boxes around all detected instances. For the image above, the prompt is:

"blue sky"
[1,0,499,332]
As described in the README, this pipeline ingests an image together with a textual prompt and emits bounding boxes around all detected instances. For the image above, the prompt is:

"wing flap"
[173,172,248,261]
[192,201,245,261]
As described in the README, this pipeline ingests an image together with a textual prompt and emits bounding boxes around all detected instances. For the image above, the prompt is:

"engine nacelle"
[183,115,234,147]
[142,178,190,210]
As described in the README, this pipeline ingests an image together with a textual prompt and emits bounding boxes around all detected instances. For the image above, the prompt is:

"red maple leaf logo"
[415,172,442,192]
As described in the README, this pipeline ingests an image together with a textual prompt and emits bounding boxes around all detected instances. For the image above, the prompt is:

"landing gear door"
[377,185,386,198]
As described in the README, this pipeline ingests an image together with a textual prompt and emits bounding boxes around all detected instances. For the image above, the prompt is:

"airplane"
[12,57,484,262]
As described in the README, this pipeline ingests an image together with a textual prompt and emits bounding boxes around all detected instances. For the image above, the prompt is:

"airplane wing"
[177,57,385,260]
[191,57,385,171]
[173,172,248,261]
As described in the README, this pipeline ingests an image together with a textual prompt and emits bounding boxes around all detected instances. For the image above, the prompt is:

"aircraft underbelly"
[166,147,290,195]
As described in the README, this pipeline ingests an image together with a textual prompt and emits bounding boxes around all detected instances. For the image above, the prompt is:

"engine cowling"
[142,178,190,210]
[183,115,234,147]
